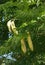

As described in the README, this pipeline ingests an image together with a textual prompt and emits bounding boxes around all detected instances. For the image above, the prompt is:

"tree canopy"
[0,0,45,65]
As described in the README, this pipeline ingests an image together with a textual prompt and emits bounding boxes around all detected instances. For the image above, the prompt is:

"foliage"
[0,0,45,65]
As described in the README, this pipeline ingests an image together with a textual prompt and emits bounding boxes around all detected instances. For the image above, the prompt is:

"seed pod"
[21,38,27,53]
[27,32,34,51]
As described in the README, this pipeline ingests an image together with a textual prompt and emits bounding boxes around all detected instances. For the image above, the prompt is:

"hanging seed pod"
[27,32,34,51]
[21,38,27,53]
